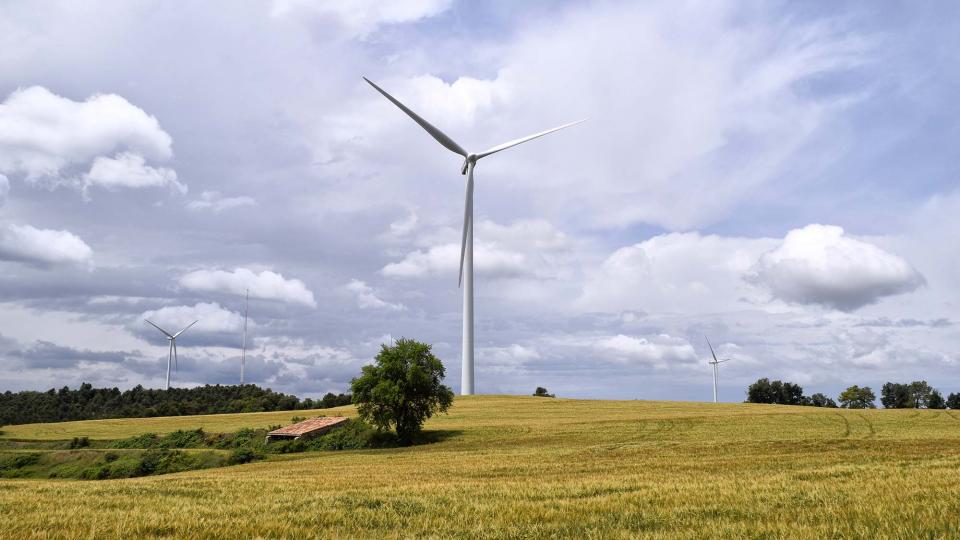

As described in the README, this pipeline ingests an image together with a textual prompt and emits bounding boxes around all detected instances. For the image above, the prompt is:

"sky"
[0,0,957,401]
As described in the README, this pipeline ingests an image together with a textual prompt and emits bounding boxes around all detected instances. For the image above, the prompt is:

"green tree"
[350,339,454,445]
[808,393,837,408]
[927,390,946,409]
[908,381,934,408]
[947,393,960,410]
[746,378,804,405]
[533,387,555,398]
[837,385,876,409]
[881,382,912,408]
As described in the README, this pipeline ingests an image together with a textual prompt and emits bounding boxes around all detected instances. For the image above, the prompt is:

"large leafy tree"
[351,339,454,445]
[746,378,804,405]
[837,385,876,409]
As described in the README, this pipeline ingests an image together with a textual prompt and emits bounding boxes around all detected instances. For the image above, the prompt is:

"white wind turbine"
[145,319,198,390]
[705,336,731,403]
[364,77,583,396]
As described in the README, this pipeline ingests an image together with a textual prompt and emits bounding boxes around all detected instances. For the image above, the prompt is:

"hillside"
[2,396,960,538]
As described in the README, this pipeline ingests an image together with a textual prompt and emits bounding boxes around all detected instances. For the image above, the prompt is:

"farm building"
[265,416,350,442]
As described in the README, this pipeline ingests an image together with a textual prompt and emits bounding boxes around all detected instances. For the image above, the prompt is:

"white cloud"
[748,224,924,311]
[82,152,184,196]
[345,279,405,311]
[593,334,699,368]
[140,302,244,334]
[271,0,452,39]
[0,86,174,185]
[382,219,571,279]
[186,191,257,213]
[179,268,317,307]
[0,224,93,267]
[580,232,775,314]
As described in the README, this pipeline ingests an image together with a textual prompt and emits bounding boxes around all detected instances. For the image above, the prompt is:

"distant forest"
[0,383,352,426]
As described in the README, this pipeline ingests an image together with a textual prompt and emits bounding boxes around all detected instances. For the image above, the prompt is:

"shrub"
[228,447,263,465]
[533,387,555,398]
[69,437,90,449]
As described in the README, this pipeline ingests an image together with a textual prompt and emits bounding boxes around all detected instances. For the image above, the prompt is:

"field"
[2,396,960,538]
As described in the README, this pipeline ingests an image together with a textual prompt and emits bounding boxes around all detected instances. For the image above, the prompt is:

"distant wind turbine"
[705,336,731,403]
[363,76,584,395]
[145,319,198,390]
[240,288,249,385]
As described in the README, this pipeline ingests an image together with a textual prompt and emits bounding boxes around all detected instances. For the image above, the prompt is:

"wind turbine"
[363,77,583,396]
[144,319,198,390]
[705,336,731,403]
[240,288,249,385]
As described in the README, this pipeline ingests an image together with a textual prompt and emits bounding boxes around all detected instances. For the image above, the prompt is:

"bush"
[0,453,41,472]
[69,436,90,449]
[227,447,263,465]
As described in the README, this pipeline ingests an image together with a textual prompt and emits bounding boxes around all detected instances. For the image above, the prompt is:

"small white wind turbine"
[145,319,198,390]
[364,76,584,395]
[240,288,249,385]
[705,336,731,403]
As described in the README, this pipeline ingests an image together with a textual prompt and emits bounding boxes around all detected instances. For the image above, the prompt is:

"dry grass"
[3,396,960,538]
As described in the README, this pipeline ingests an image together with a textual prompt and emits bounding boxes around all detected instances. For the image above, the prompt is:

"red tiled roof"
[267,416,349,436]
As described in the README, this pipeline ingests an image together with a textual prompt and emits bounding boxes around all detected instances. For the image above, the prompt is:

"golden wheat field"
[3,395,960,538]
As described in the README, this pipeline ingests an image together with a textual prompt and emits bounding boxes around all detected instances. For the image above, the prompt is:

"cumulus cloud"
[82,152,184,196]
[179,268,316,307]
[580,232,775,314]
[271,0,452,39]
[748,225,925,311]
[0,224,93,267]
[0,86,174,189]
[345,279,405,311]
[382,219,571,280]
[186,191,257,213]
[140,302,244,335]
[592,334,699,368]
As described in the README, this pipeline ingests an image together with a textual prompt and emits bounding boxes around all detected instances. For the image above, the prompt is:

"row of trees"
[746,378,960,409]
[0,383,352,426]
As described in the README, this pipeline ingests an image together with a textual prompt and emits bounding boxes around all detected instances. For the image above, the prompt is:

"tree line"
[0,383,352,426]
[746,378,960,409]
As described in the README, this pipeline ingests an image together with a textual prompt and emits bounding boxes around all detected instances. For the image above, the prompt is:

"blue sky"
[0,0,957,401]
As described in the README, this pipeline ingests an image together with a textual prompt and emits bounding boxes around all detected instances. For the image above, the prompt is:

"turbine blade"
[475,119,586,160]
[363,77,468,158]
[458,165,474,287]
[705,336,719,363]
[717,358,731,364]
[173,341,178,372]
[144,319,173,339]
[173,320,198,338]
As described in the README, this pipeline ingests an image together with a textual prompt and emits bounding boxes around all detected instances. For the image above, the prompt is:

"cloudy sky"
[0,1,957,401]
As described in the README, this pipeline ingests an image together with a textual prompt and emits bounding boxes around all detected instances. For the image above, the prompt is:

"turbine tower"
[364,77,583,395]
[705,336,731,403]
[145,319,198,390]
[241,288,249,385]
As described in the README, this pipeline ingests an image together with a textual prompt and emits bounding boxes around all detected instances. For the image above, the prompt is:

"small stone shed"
[265,416,349,442]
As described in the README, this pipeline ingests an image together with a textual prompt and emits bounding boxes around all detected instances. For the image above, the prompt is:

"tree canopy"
[351,339,454,445]
[838,385,876,409]
[0,383,351,426]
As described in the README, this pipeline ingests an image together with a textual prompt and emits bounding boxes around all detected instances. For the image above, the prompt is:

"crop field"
[2,396,960,538]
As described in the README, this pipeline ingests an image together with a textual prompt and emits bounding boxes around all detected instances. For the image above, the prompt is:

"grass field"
[3,396,960,538]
